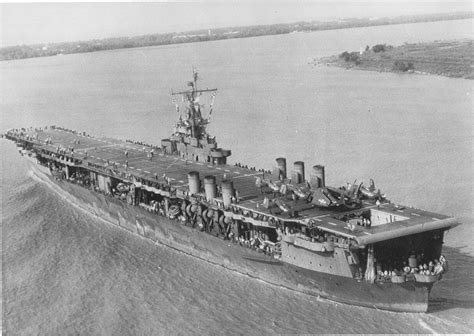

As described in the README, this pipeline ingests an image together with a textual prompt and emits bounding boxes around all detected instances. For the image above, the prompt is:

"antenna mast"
[170,69,217,140]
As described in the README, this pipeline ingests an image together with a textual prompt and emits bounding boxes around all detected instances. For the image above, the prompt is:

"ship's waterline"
[2,70,458,313]
[2,19,473,334]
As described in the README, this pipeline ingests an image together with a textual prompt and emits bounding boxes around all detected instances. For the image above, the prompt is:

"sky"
[0,1,472,47]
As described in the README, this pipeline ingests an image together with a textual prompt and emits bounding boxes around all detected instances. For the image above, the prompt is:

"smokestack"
[187,171,200,195]
[221,180,234,207]
[275,157,287,180]
[292,161,305,184]
[310,165,325,188]
[204,175,217,201]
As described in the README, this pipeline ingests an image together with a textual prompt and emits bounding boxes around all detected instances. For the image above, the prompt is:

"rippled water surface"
[2,19,473,334]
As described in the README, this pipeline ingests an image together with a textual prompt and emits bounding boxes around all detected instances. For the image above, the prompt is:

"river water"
[1,19,473,334]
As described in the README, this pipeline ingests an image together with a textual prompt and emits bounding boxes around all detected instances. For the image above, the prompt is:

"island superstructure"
[3,70,459,312]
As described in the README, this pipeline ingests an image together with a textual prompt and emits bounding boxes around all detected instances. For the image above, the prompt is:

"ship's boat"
[3,70,459,312]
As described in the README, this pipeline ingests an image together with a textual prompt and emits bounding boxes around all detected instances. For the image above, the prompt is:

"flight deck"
[8,126,457,246]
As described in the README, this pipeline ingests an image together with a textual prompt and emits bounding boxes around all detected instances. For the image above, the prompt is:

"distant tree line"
[1,11,471,61]
[392,60,415,72]
[372,44,389,53]
[339,51,362,64]
[339,43,416,72]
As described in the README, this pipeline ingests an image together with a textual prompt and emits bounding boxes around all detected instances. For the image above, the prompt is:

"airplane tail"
[369,178,376,192]
[347,179,361,198]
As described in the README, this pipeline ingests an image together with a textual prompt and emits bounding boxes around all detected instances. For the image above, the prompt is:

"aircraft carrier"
[3,70,459,312]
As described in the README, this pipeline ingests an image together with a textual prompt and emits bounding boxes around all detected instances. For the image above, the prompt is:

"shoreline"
[314,39,473,79]
[1,12,471,62]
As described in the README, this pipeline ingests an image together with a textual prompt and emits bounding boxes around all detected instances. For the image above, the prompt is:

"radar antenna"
[171,68,217,139]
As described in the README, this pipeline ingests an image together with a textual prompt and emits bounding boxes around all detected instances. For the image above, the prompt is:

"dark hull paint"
[28,159,433,313]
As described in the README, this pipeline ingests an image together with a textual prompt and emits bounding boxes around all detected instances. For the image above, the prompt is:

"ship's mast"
[171,69,217,140]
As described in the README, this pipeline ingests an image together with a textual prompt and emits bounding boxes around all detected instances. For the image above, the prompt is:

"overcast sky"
[0,1,471,47]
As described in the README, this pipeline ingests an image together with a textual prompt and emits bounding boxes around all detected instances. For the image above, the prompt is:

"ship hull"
[24,157,433,313]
